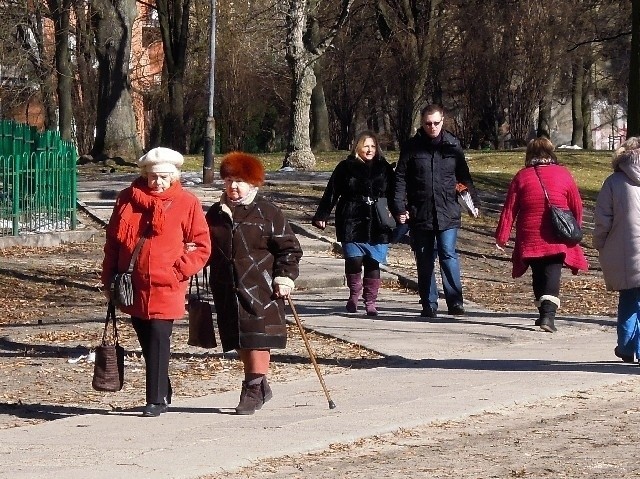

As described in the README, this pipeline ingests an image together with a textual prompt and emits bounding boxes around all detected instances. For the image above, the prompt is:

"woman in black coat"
[312,131,395,316]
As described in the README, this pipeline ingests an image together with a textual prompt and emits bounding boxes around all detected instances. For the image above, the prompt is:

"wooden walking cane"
[287,296,336,409]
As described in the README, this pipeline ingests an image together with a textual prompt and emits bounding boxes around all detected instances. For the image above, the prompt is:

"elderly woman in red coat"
[206,152,302,415]
[495,137,588,333]
[102,147,211,417]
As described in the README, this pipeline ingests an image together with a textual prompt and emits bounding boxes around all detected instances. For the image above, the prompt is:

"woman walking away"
[102,147,211,417]
[206,152,302,415]
[495,137,588,333]
[312,131,395,316]
[593,137,640,363]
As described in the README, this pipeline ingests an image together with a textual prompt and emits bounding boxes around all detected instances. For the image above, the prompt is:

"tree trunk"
[285,61,317,169]
[40,74,58,132]
[284,0,353,169]
[91,0,142,161]
[156,0,191,153]
[27,5,57,130]
[571,57,584,147]
[629,0,640,137]
[308,7,332,152]
[581,60,593,149]
[73,1,98,156]
[537,94,552,139]
[47,0,73,140]
[310,62,333,151]
[161,79,186,151]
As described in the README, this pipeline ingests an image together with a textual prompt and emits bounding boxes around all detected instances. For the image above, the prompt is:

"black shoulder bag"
[187,266,217,348]
[533,167,583,244]
[110,234,146,308]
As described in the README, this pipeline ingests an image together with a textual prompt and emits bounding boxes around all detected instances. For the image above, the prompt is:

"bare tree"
[323,0,388,150]
[156,0,191,152]
[73,0,98,155]
[284,0,353,169]
[91,0,142,161]
[210,1,289,153]
[308,0,332,152]
[45,0,73,140]
[376,0,442,143]
[10,1,58,129]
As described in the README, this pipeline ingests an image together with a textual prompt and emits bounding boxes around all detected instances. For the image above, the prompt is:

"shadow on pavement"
[0,402,107,422]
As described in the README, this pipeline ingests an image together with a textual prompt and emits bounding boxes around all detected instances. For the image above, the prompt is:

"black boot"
[539,296,559,333]
[535,306,542,326]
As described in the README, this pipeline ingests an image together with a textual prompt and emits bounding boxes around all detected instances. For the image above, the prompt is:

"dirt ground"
[210,377,640,479]
[0,176,630,477]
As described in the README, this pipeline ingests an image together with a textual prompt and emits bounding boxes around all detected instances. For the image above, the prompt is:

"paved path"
[0,174,634,479]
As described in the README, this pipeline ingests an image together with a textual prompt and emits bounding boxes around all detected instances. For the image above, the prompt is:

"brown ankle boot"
[261,376,273,403]
[236,377,272,415]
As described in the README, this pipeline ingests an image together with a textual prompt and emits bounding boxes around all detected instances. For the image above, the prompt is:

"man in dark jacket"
[393,104,478,318]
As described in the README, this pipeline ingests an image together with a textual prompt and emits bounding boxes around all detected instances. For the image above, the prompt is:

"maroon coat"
[495,164,588,278]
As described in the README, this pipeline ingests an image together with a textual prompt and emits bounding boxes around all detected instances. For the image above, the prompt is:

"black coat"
[392,129,478,232]
[313,154,395,243]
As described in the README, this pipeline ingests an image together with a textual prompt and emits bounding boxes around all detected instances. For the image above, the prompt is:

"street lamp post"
[203,0,217,184]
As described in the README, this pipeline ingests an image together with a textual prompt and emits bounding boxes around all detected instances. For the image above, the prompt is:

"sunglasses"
[424,121,442,127]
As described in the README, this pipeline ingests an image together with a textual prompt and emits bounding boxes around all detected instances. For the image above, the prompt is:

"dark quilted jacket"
[206,197,302,351]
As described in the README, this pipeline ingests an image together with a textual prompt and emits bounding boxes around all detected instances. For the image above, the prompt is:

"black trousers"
[528,255,564,301]
[131,317,174,404]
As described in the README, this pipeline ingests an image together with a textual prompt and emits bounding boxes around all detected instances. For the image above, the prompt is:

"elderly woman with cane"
[102,147,211,417]
[206,152,303,415]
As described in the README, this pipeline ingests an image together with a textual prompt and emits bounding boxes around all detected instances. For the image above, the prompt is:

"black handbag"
[534,167,583,244]
[112,273,133,307]
[375,197,397,230]
[111,231,147,308]
[92,302,125,392]
[188,268,217,349]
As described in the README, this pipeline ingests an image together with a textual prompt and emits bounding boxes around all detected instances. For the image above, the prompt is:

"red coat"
[495,164,588,278]
[102,179,211,320]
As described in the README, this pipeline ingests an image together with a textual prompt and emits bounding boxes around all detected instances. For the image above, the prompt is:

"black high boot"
[539,295,559,333]
[534,300,543,326]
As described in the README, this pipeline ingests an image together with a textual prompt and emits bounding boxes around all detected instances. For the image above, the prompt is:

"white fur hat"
[138,147,184,174]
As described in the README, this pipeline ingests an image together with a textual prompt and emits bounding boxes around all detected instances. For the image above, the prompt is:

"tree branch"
[567,30,631,52]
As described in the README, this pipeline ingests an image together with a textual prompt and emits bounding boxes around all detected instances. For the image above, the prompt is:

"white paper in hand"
[458,190,478,217]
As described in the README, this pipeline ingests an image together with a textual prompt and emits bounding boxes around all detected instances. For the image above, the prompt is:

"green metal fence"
[0,121,77,237]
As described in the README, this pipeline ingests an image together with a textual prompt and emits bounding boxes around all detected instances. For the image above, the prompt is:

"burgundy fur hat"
[219,152,265,186]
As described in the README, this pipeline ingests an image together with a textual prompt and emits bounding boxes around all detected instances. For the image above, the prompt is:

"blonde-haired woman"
[594,137,640,363]
[312,131,395,316]
[102,147,211,416]
[495,137,587,332]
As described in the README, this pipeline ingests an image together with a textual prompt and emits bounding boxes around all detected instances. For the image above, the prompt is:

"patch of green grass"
[183,148,614,204]
[465,149,612,206]
[183,151,347,173]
